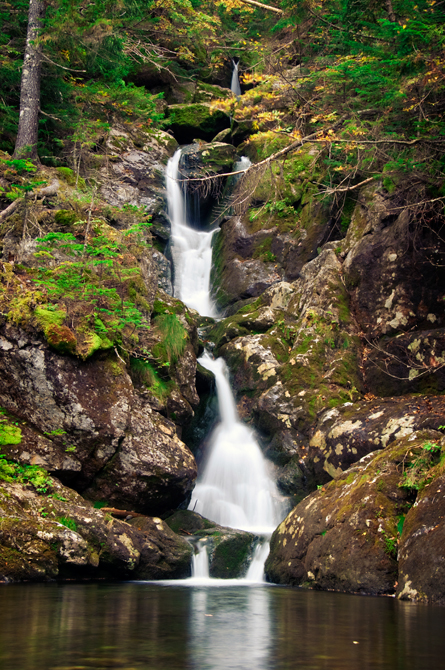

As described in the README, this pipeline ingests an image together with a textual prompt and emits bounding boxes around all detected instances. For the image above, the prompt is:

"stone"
[397,473,445,606]
[0,478,192,582]
[165,104,231,144]
[0,324,198,515]
[306,395,445,481]
[266,430,445,602]
[165,510,257,579]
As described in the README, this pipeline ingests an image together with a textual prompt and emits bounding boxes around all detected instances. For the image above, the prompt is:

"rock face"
[343,183,445,395]
[266,431,445,604]
[0,324,197,515]
[397,473,445,606]
[0,478,192,582]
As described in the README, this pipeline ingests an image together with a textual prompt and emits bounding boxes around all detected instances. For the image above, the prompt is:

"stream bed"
[1,582,444,669]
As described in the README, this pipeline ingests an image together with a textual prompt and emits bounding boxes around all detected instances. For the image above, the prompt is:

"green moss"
[57,516,78,532]
[339,196,356,234]
[56,167,86,190]
[0,410,21,446]
[130,358,174,400]
[34,305,66,329]
[252,237,276,263]
[210,534,254,578]
[54,210,79,227]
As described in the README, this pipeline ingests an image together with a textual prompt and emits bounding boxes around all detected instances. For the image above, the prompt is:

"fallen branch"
[0,199,20,223]
[316,177,375,195]
[237,0,283,13]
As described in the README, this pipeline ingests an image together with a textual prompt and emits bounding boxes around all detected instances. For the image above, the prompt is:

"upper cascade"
[166,149,217,317]
[231,60,242,98]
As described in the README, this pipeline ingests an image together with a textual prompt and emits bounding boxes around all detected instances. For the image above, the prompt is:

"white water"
[231,60,242,97]
[165,147,284,583]
[166,149,217,317]
[190,353,284,535]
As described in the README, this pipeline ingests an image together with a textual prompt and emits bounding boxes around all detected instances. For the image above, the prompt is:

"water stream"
[166,148,285,581]
[231,59,242,97]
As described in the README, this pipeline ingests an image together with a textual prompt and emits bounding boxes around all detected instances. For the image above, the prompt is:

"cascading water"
[165,148,285,582]
[190,353,284,534]
[166,149,217,317]
[231,59,242,97]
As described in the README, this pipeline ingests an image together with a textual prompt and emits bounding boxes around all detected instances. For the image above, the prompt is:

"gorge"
[1,0,445,665]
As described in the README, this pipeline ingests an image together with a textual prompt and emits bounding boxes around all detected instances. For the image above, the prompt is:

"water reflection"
[188,587,272,670]
[0,583,445,669]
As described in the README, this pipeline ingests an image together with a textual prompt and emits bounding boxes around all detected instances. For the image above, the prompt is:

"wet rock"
[165,510,257,578]
[0,323,198,514]
[180,141,237,177]
[83,399,197,515]
[265,440,416,593]
[222,334,281,394]
[344,186,445,339]
[210,217,282,309]
[266,430,445,601]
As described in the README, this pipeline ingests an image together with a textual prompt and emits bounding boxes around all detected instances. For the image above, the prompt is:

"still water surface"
[0,583,444,670]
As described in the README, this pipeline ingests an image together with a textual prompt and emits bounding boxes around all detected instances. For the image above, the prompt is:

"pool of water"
[0,582,444,669]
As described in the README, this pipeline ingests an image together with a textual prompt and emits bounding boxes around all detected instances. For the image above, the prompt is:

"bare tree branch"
[236,0,284,14]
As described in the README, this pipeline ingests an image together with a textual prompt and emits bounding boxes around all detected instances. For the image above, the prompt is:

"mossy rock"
[208,530,257,579]
[165,103,231,144]
[164,510,215,535]
[45,324,77,355]
[76,330,113,360]
[54,210,80,227]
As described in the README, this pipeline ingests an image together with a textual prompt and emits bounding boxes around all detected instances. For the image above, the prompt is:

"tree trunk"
[385,0,396,22]
[13,0,46,161]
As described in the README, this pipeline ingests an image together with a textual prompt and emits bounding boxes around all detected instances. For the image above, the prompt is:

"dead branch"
[40,52,86,72]
[316,177,375,195]
[0,199,20,223]
[237,0,283,13]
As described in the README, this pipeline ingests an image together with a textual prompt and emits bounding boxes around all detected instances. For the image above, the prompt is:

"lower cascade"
[166,148,286,582]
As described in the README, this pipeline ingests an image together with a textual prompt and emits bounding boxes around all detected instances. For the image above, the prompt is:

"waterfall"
[231,60,242,97]
[165,147,284,581]
[166,149,217,317]
[190,353,284,534]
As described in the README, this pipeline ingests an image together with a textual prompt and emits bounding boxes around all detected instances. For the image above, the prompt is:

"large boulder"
[0,323,197,515]
[397,473,445,606]
[266,431,445,601]
[307,395,445,481]
[0,478,192,582]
